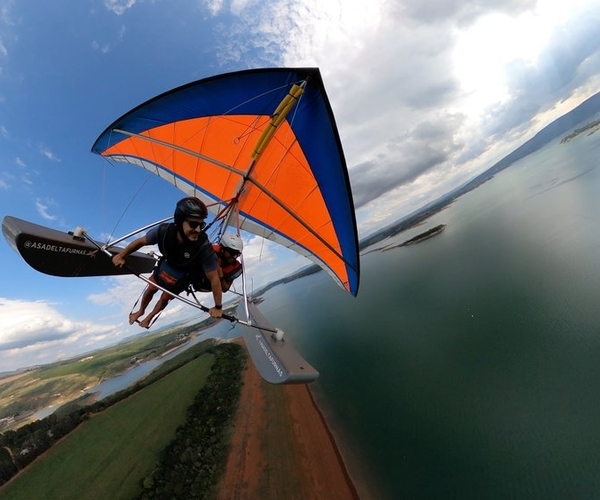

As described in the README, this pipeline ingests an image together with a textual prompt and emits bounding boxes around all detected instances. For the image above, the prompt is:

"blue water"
[88,319,237,400]
[256,131,600,499]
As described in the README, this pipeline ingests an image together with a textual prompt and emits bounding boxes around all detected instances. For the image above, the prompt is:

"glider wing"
[91,68,360,296]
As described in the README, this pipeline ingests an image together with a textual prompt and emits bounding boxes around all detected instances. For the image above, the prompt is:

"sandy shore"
[216,350,362,500]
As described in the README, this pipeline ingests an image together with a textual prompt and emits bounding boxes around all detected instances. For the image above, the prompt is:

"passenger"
[193,233,243,293]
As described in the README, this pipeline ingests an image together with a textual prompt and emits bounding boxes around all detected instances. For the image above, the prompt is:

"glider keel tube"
[238,301,319,384]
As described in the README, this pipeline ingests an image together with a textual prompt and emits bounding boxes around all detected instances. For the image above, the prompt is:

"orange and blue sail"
[91,68,360,296]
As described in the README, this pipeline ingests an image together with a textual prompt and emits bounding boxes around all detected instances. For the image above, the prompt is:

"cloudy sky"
[1,0,599,371]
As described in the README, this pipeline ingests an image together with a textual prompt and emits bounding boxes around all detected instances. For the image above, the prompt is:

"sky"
[1,0,600,372]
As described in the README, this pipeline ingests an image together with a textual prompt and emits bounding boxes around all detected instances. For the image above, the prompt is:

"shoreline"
[216,346,366,499]
[307,385,388,500]
[304,384,361,500]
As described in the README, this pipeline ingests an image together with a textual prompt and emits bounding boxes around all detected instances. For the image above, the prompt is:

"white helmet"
[220,233,243,252]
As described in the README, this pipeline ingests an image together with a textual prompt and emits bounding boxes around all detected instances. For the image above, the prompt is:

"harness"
[153,223,214,292]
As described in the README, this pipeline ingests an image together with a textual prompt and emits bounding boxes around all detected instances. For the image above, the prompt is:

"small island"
[560,119,600,143]
[362,223,447,254]
[370,223,446,253]
[399,223,446,246]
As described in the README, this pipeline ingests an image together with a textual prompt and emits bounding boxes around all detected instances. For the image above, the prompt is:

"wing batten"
[112,128,242,175]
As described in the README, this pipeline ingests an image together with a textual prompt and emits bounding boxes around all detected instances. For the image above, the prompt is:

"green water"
[259,133,600,499]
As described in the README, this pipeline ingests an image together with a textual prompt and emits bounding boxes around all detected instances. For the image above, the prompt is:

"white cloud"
[15,156,25,167]
[0,298,120,371]
[104,0,136,16]
[0,1,17,27]
[88,274,144,309]
[0,171,14,189]
[91,39,111,54]
[217,1,598,222]
[201,0,225,16]
[91,24,125,54]
[35,198,58,221]
[39,145,60,162]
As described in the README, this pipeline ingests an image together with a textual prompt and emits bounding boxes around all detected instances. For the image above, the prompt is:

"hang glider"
[91,67,359,296]
[3,68,359,384]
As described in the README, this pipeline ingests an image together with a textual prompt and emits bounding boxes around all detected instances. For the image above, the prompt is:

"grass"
[0,353,215,500]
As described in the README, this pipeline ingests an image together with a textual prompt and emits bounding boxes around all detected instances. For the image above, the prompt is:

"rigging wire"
[98,151,155,246]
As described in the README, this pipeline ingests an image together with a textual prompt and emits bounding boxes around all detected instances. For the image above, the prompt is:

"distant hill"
[461,91,600,190]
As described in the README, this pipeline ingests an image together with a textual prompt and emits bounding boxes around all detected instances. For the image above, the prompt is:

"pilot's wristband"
[215,304,223,310]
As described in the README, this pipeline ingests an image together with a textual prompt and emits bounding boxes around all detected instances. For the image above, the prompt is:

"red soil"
[216,353,361,500]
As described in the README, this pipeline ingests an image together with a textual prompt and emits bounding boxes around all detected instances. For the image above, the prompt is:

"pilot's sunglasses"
[186,219,206,230]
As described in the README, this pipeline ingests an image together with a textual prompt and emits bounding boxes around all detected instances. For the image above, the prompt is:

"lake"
[255,127,600,499]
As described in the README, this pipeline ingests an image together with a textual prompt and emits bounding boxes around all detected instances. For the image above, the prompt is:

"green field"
[0,353,215,500]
